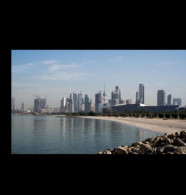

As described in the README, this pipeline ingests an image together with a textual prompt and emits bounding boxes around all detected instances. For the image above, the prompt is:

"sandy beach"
[79,116,186,135]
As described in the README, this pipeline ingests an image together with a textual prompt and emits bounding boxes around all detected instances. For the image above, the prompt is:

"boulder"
[175,132,180,137]
[139,144,152,154]
[180,131,186,139]
[164,133,168,139]
[106,148,112,151]
[131,147,139,153]
[155,139,165,147]
[145,137,153,142]
[173,138,186,146]
[179,146,186,154]
[162,145,175,153]
[106,151,112,154]
[168,133,175,139]
[98,152,103,154]
[165,138,172,145]
[115,146,128,154]
[127,147,132,153]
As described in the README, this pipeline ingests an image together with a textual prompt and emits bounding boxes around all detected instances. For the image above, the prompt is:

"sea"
[11,115,158,154]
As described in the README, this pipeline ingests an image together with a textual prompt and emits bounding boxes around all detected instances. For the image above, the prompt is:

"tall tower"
[95,92,102,113]
[78,92,83,112]
[157,90,166,106]
[103,82,107,105]
[139,84,144,104]
[136,91,139,104]
[21,102,24,111]
[167,94,172,106]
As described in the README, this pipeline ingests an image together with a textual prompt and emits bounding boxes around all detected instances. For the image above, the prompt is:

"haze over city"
[12,50,186,109]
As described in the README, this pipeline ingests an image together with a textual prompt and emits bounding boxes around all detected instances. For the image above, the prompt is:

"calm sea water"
[11,115,158,154]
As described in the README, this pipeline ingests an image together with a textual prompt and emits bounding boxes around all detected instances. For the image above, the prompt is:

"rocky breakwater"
[98,131,186,154]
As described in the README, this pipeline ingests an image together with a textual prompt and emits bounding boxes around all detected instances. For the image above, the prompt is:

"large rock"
[178,146,186,154]
[155,139,165,147]
[131,147,139,153]
[173,138,186,146]
[161,145,175,153]
[154,136,161,142]
[145,137,153,142]
[164,133,168,139]
[180,131,186,139]
[168,133,175,139]
[115,146,128,154]
[173,146,186,154]
[139,144,152,154]
[106,148,112,151]
[165,138,172,145]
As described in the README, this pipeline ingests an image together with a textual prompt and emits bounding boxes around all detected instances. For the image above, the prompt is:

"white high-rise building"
[60,97,67,112]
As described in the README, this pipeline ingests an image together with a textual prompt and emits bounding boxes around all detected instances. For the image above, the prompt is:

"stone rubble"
[98,130,186,154]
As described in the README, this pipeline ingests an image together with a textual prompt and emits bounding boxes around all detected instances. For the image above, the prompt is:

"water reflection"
[33,116,46,136]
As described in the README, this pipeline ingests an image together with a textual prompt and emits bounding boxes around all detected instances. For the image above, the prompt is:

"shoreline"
[78,116,186,135]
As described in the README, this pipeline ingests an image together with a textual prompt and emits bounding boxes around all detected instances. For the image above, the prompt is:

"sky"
[11,50,186,109]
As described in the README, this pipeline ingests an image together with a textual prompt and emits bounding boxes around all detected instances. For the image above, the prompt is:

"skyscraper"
[167,94,172,106]
[85,94,90,113]
[73,93,78,112]
[157,90,166,106]
[136,91,139,104]
[111,86,121,105]
[139,84,144,104]
[78,92,83,112]
[69,93,74,112]
[60,97,67,112]
[173,98,181,106]
[34,98,41,112]
[95,92,102,113]
[40,98,46,109]
[21,102,24,111]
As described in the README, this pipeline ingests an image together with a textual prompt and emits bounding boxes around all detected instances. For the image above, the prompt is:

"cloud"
[40,71,88,81]
[42,60,58,65]
[38,62,85,81]
[12,63,33,73]
[155,62,173,67]
[48,64,80,72]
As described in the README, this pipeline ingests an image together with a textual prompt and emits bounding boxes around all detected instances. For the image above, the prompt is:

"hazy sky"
[12,50,186,109]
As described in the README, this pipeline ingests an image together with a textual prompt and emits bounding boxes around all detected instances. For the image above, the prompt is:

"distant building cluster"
[11,83,184,114]
[157,90,182,106]
[60,92,94,113]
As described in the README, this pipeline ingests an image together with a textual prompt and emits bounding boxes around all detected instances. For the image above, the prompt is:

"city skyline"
[12,50,186,109]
